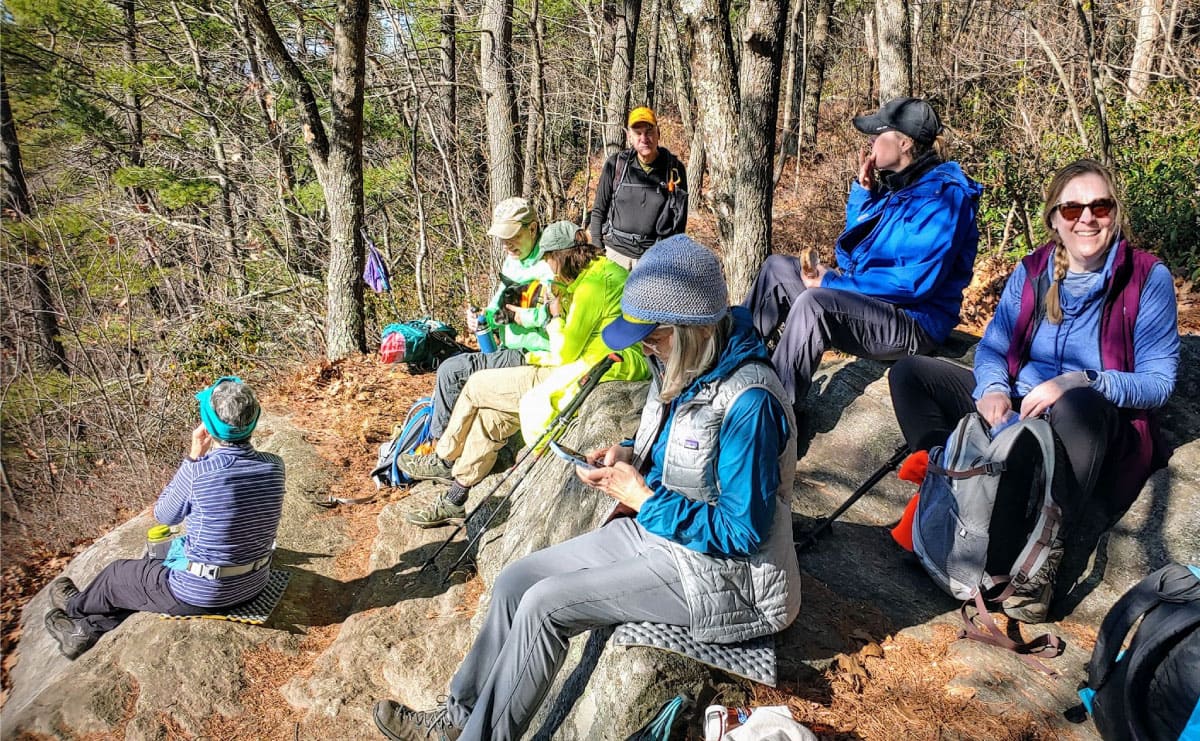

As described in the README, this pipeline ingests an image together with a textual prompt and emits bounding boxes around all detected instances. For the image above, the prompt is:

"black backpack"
[1077,562,1200,740]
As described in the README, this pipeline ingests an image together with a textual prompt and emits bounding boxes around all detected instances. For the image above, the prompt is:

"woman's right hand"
[857,149,877,190]
[587,444,633,468]
[975,391,1013,429]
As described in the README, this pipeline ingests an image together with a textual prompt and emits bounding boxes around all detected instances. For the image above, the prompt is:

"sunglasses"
[1055,198,1116,221]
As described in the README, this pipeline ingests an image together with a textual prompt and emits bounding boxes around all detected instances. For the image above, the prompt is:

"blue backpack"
[1078,562,1200,740]
[370,397,435,488]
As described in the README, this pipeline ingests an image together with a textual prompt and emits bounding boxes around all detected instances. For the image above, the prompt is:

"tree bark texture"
[2,71,68,375]
[875,0,912,102]
[799,0,834,151]
[729,0,790,301]
[681,0,738,242]
[481,0,521,202]
[646,0,662,108]
[604,0,643,155]
[1126,0,1161,102]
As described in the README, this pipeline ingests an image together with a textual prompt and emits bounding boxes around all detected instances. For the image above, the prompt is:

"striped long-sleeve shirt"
[154,444,286,608]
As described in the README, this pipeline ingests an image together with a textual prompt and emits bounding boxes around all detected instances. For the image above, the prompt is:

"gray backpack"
[913,413,1063,603]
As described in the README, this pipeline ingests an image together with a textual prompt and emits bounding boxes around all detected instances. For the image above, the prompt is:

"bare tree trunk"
[663,0,696,142]
[2,71,68,375]
[799,0,834,150]
[1126,0,1162,102]
[729,0,790,300]
[122,0,145,172]
[440,0,458,154]
[681,0,739,242]
[1028,19,1090,150]
[863,9,878,105]
[604,0,643,155]
[248,0,368,359]
[775,0,805,168]
[480,0,521,201]
[1072,0,1112,164]
[875,0,912,101]
[646,0,662,108]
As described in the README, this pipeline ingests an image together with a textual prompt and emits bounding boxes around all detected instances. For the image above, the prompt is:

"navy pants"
[742,254,934,413]
[66,558,207,640]
[431,349,526,438]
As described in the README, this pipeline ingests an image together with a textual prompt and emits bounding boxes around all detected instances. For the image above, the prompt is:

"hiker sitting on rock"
[589,105,688,269]
[373,235,801,741]
[742,96,981,420]
[397,223,649,528]
[888,158,1179,623]
[425,197,558,447]
[43,377,286,659]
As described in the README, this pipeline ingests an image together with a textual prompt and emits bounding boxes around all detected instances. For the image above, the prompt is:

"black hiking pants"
[66,558,208,640]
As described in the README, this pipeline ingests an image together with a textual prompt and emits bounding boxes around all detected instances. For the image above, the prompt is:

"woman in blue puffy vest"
[372,236,800,741]
[888,159,1180,622]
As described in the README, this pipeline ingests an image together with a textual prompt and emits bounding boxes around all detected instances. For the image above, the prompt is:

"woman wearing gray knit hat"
[373,235,801,741]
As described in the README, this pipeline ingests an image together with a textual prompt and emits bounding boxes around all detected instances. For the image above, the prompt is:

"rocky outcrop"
[4,338,1197,740]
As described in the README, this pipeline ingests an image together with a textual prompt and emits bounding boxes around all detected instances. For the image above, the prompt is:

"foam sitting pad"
[612,621,777,687]
[157,569,290,625]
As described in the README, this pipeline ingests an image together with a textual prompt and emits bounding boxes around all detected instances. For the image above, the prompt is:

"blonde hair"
[910,133,949,162]
[657,315,731,402]
[1040,158,1127,324]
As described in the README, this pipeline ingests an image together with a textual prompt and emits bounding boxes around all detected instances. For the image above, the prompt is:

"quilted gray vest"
[632,361,802,643]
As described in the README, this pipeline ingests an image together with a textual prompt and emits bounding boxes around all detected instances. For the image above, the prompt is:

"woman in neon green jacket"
[400,223,649,528]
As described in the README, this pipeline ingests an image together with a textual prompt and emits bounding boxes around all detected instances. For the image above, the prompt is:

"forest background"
[1,0,1198,693]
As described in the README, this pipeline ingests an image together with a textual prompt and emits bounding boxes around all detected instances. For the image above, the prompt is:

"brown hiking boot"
[1001,538,1064,624]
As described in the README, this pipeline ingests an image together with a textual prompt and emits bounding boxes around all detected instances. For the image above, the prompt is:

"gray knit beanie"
[602,235,728,350]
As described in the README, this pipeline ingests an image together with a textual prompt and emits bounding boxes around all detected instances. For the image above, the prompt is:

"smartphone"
[549,441,596,470]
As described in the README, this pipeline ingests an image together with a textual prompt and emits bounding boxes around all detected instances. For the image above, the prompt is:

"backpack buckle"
[984,461,1006,476]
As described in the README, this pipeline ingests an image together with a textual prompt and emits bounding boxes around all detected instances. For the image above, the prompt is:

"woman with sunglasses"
[888,158,1179,622]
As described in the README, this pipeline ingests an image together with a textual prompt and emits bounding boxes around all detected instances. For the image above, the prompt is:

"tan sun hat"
[487,197,536,240]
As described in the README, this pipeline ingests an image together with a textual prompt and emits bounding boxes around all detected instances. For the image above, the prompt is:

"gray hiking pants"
[444,517,690,741]
[742,254,935,413]
[431,349,526,438]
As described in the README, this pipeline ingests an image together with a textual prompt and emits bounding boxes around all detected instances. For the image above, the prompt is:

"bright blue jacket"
[821,161,982,343]
[636,308,789,556]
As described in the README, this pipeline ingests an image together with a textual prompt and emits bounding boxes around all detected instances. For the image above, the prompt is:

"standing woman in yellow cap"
[589,106,688,269]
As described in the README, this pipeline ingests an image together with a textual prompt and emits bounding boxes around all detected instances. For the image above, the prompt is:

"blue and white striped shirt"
[154,444,286,608]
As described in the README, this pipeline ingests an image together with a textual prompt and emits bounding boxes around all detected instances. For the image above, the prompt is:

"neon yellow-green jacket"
[519,257,650,439]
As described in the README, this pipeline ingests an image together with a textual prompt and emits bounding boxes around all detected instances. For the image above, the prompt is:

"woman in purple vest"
[888,158,1179,621]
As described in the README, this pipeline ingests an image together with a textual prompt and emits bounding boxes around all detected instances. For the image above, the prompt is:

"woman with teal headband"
[42,377,286,660]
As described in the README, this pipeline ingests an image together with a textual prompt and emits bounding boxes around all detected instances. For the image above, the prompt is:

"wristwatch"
[1083,369,1100,386]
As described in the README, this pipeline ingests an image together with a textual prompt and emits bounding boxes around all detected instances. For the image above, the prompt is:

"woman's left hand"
[1019,372,1090,419]
[801,262,829,289]
[576,462,654,511]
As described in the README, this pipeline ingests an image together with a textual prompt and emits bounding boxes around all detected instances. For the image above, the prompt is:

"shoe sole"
[404,515,465,529]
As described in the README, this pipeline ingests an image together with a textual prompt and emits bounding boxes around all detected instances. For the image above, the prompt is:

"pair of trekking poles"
[418,353,623,582]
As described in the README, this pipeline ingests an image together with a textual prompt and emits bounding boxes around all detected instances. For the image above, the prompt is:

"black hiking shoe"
[48,576,80,612]
[1002,538,1065,624]
[44,609,96,660]
[373,699,462,741]
[404,494,466,529]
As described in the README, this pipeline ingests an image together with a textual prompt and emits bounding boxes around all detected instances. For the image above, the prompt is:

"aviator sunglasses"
[1054,198,1116,221]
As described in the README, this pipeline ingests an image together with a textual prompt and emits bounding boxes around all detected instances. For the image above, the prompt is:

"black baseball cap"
[852,97,943,145]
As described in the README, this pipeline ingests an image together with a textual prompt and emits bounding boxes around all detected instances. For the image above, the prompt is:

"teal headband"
[195,376,260,442]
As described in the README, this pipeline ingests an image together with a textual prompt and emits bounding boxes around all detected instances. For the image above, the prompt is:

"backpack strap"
[959,590,1064,676]
[1002,419,1062,592]
[612,149,631,195]
[1088,563,1200,691]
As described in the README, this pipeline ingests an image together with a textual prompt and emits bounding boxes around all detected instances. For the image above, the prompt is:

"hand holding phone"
[549,441,596,470]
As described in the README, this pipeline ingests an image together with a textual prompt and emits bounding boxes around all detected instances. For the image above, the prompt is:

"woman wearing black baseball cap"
[743,96,982,420]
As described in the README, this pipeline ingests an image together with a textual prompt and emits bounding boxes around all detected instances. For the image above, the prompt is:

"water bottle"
[472,307,498,354]
[145,524,180,560]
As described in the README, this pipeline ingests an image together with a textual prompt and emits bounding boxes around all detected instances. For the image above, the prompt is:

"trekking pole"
[416,353,623,579]
[795,442,908,552]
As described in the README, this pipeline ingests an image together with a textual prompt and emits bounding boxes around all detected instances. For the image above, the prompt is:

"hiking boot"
[1001,538,1065,624]
[44,609,96,660]
[398,452,454,484]
[373,699,462,741]
[404,494,466,528]
[48,576,80,612]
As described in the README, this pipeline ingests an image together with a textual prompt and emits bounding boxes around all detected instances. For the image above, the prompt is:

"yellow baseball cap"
[627,106,657,128]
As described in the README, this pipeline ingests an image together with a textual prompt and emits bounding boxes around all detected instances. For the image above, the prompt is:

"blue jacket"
[636,307,790,556]
[822,161,982,343]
